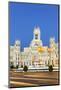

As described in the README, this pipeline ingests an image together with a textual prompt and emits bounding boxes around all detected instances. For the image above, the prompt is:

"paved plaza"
[9,70,59,88]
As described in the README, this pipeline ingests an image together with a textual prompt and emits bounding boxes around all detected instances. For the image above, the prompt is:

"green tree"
[48,65,53,72]
[21,65,23,68]
[23,65,28,72]
[16,65,19,69]
[10,62,14,69]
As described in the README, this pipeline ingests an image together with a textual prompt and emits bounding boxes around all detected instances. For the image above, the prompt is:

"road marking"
[10,81,37,86]
[10,77,58,82]
[24,75,58,79]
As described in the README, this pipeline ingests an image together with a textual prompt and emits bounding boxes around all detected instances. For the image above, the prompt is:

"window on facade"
[34,43,38,46]
[56,54,58,57]
[30,62,31,65]
[16,44,20,46]
[52,60,54,66]
[18,57,19,60]
[35,34,38,39]
[16,57,17,60]
[55,60,58,65]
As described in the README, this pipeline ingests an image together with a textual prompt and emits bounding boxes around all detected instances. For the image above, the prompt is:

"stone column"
[31,61,32,66]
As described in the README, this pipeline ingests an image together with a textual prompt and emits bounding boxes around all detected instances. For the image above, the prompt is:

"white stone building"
[10,26,59,69]
[10,40,21,67]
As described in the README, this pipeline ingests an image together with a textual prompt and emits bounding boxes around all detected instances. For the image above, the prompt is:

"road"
[9,70,59,88]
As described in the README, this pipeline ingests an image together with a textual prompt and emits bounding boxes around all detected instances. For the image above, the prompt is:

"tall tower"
[33,26,40,40]
[30,26,43,47]
[50,37,55,48]
[13,40,21,67]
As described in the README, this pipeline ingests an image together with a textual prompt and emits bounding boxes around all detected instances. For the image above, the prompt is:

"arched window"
[35,34,38,39]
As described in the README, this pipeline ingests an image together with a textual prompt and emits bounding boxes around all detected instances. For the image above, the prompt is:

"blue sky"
[9,2,59,49]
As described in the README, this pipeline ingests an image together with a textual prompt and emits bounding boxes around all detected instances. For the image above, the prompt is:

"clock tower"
[30,26,43,47]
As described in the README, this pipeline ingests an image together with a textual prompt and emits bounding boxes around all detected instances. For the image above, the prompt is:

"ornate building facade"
[10,26,59,69]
